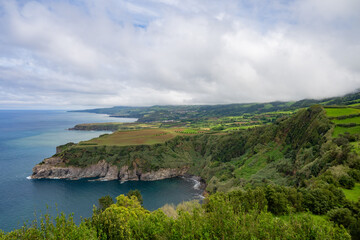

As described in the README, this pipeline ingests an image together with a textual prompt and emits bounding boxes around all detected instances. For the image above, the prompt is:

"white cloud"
[0,0,359,109]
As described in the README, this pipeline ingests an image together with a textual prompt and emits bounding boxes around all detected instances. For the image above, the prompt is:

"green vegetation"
[343,183,360,202]
[333,116,360,125]
[97,195,114,212]
[77,128,208,147]
[325,107,360,118]
[7,91,360,239]
[1,190,353,239]
[333,126,360,138]
[73,91,360,122]
[49,104,360,238]
[70,122,161,131]
[59,106,334,184]
[126,189,143,205]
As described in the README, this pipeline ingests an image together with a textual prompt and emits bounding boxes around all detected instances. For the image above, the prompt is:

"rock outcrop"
[31,157,189,181]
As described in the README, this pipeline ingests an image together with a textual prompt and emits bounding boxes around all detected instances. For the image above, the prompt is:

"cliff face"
[31,157,189,181]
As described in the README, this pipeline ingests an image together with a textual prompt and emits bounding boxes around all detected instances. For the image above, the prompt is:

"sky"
[0,0,360,109]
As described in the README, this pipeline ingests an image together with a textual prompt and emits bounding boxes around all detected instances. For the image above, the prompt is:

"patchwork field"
[349,103,360,107]
[325,107,360,154]
[325,107,360,118]
[332,116,360,124]
[78,128,206,146]
[333,126,360,138]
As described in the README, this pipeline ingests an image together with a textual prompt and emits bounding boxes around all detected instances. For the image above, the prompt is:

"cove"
[0,110,202,232]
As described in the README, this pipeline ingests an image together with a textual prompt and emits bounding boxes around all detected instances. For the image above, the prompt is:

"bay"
[0,110,202,232]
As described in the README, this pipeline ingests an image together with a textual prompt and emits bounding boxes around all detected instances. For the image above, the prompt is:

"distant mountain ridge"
[72,91,360,122]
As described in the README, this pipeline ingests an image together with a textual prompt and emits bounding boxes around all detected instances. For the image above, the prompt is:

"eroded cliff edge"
[31,157,189,181]
[32,157,190,181]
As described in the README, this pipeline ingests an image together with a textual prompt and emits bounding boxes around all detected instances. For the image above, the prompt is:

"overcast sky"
[0,0,360,109]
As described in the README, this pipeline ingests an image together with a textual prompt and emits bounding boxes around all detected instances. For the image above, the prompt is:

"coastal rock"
[101,165,119,180]
[140,168,189,181]
[118,166,139,181]
[32,158,115,180]
[31,157,189,181]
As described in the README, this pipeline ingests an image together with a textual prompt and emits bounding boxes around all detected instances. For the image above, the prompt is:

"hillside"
[27,92,360,239]
[22,105,360,239]
[73,91,360,122]
[34,105,333,189]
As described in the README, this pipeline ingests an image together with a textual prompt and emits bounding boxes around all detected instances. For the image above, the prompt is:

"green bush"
[339,175,355,189]
[327,208,356,228]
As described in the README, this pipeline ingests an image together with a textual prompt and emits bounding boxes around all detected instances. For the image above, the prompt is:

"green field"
[332,126,360,138]
[325,107,360,117]
[324,107,360,137]
[332,116,360,124]
[349,103,360,107]
[78,128,205,146]
[342,183,360,202]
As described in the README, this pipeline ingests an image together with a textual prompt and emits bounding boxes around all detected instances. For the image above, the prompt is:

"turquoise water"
[0,111,202,232]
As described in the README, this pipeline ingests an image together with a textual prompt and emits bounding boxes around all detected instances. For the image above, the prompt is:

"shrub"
[327,208,356,228]
[127,189,143,205]
[339,175,355,189]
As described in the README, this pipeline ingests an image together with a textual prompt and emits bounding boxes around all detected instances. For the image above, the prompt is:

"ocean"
[0,110,202,232]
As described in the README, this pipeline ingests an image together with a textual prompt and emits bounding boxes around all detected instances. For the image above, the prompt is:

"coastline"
[30,157,207,198]
[32,157,192,181]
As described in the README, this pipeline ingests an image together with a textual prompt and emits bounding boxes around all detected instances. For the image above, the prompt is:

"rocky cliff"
[31,157,189,181]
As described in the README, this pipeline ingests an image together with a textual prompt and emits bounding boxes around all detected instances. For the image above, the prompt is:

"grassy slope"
[325,107,360,118]
[342,183,360,202]
[333,126,360,138]
[325,107,360,136]
[332,116,360,124]
[78,128,206,146]
[324,106,360,156]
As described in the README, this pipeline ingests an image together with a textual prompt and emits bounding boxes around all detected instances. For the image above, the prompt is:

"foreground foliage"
[0,192,352,240]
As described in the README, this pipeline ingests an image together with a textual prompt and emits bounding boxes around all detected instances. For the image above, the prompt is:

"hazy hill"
[72,91,360,122]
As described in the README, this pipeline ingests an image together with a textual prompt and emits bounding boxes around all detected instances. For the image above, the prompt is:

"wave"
[195,194,205,199]
[193,179,201,190]
[181,176,202,190]
[26,176,32,180]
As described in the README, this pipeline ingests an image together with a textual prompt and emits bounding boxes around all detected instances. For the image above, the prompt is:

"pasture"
[77,128,205,146]
[324,107,360,138]
[332,116,360,125]
[332,126,360,138]
[325,107,360,118]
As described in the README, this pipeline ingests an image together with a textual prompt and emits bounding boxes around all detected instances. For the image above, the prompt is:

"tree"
[98,195,114,212]
[127,189,143,205]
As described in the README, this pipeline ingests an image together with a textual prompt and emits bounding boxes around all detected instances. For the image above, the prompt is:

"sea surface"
[0,110,203,232]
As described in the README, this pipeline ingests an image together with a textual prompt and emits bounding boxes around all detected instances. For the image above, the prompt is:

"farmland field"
[325,107,360,117]
[332,126,360,137]
[78,128,205,146]
[324,107,360,138]
[332,116,360,124]
[349,103,360,107]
